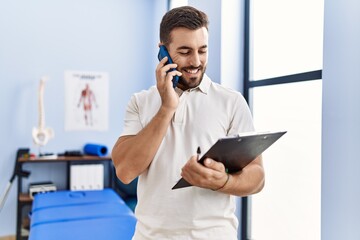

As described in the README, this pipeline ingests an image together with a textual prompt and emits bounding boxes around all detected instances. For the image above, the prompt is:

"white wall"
[0,0,166,236]
[322,0,360,239]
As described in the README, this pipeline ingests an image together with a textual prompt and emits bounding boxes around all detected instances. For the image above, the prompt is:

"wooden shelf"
[19,194,33,203]
[18,155,111,163]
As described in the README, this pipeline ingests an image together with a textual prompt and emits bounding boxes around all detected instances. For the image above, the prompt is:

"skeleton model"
[32,76,54,147]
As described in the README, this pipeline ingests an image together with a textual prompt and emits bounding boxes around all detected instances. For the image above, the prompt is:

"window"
[251,81,322,240]
[251,0,323,80]
[244,0,324,239]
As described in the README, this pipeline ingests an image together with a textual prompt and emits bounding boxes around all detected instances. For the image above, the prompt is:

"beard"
[177,65,207,90]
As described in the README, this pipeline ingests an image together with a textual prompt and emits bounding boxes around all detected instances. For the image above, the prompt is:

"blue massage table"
[29,189,136,240]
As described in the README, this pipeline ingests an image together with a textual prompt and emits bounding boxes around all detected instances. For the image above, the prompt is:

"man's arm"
[112,106,175,184]
[112,57,182,184]
[218,156,264,196]
[181,155,264,196]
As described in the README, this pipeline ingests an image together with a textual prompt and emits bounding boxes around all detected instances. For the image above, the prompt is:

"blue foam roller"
[84,143,108,156]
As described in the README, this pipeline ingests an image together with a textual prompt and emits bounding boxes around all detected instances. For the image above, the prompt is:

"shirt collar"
[197,74,211,94]
[175,74,210,95]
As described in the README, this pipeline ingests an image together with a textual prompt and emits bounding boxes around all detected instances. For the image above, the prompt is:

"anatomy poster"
[65,71,109,131]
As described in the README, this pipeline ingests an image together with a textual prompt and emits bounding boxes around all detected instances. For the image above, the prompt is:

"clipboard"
[172,130,287,190]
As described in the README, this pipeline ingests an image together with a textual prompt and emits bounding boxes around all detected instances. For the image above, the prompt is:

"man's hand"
[181,156,229,191]
[156,56,182,111]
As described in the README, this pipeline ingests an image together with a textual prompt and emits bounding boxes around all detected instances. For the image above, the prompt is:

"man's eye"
[179,52,190,55]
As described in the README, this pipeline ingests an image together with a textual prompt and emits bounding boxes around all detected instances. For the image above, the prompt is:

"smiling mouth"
[185,68,199,74]
[183,67,202,75]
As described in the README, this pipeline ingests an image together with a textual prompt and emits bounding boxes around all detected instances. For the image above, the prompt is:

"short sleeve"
[227,93,255,136]
[120,94,143,137]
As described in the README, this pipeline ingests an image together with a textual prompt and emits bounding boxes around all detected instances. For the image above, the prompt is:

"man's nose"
[189,53,201,66]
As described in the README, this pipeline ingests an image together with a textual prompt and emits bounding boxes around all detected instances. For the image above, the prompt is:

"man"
[112,6,264,240]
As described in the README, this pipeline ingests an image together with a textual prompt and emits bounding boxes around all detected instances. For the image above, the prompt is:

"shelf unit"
[16,155,114,240]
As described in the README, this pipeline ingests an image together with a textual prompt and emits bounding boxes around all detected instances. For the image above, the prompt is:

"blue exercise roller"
[83,144,108,156]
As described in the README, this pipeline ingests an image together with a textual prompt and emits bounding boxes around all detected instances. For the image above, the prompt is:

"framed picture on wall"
[64,70,109,131]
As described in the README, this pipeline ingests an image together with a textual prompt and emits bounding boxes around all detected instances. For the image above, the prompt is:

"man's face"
[167,27,208,90]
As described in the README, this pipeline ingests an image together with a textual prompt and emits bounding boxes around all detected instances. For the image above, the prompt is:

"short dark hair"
[160,6,209,46]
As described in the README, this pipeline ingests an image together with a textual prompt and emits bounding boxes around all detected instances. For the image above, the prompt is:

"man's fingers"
[204,158,225,172]
[156,59,180,87]
[166,70,181,79]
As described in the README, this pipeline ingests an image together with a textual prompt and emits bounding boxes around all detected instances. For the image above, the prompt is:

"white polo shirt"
[121,74,254,240]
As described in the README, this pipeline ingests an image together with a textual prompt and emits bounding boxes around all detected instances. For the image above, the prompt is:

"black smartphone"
[157,45,180,88]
